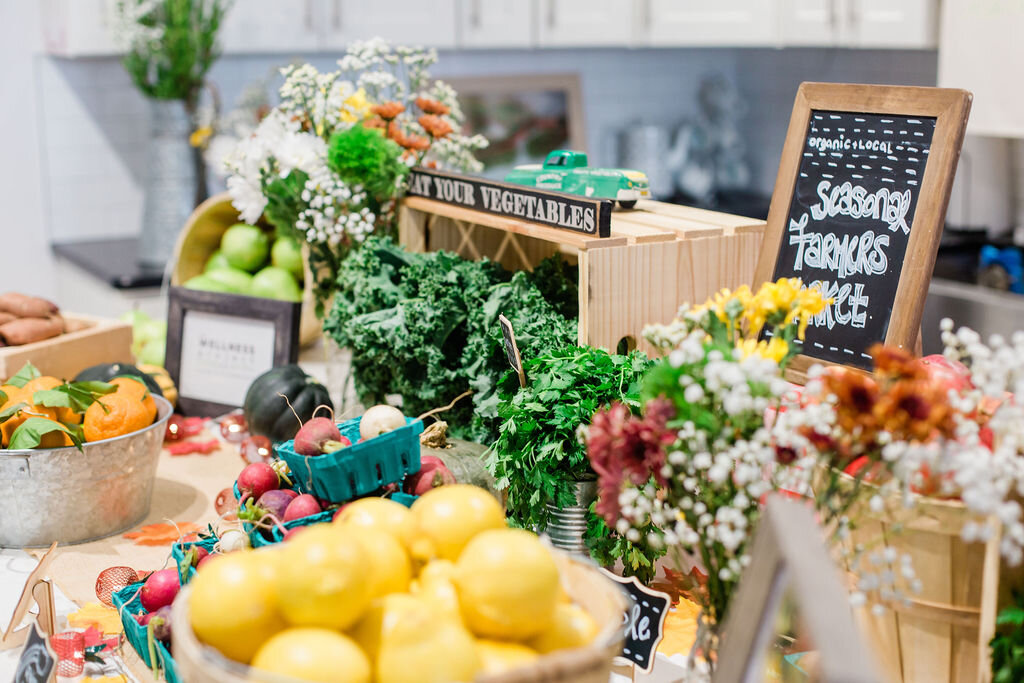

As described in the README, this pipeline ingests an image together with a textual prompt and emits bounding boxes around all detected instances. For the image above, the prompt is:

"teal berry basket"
[112,582,180,683]
[276,416,423,503]
[170,536,218,582]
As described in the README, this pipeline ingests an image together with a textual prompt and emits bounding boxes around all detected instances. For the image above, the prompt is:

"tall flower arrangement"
[224,39,487,311]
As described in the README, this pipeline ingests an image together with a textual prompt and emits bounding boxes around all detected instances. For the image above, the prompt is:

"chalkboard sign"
[498,314,526,388]
[601,570,671,673]
[14,623,55,683]
[754,83,971,378]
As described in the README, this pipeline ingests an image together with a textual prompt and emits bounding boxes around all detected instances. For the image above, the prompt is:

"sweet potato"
[0,312,16,326]
[0,316,64,346]
[0,293,58,319]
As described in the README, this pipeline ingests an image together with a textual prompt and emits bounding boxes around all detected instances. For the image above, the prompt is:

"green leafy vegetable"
[328,124,408,200]
[6,362,41,388]
[0,402,28,425]
[992,590,1024,683]
[7,417,82,451]
[0,389,7,405]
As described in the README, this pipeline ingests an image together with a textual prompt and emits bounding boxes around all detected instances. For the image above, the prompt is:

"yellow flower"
[738,336,789,363]
[341,88,372,123]
[189,125,213,148]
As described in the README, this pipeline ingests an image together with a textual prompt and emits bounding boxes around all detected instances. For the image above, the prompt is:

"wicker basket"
[170,549,627,683]
[171,192,321,347]
[839,473,1024,683]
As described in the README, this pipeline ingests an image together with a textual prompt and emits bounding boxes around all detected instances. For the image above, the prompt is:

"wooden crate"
[0,314,133,381]
[399,197,765,355]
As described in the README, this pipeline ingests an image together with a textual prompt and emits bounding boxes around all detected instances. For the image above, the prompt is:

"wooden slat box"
[0,314,133,381]
[399,197,765,356]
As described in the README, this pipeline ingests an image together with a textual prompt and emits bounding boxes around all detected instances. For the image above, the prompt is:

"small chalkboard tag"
[498,314,526,388]
[14,622,55,683]
[600,569,671,673]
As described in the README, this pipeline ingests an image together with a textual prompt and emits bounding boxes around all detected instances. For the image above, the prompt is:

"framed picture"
[448,73,586,179]
[713,496,880,683]
[165,286,301,416]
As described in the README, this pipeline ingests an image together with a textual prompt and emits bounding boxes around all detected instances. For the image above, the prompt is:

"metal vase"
[137,98,198,269]
[545,479,598,556]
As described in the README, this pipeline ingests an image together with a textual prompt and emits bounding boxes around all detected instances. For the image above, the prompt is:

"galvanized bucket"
[0,396,173,548]
[545,480,598,556]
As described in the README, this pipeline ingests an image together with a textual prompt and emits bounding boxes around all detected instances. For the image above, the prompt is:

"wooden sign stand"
[1,542,58,663]
[753,82,971,382]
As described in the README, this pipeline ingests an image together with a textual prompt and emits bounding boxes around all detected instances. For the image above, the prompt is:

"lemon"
[412,560,462,624]
[346,527,412,598]
[454,528,559,640]
[251,628,370,683]
[475,639,539,675]
[353,593,481,683]
[335,497,416,550]
[276,525,370,629]
[528,602,599,653]
[188,550,285,663]
[410,485,506,561]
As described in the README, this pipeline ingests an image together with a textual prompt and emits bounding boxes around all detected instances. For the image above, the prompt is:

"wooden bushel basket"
[170,193,322,347]
[842,477,1024,683]
[171,549,627,683]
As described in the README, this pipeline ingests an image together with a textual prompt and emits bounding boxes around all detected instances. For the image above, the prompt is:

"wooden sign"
[498,314,526,388]
[600,570,671,674]
[714,496,879,683]
[1,542,57,652]
[13,623,55,683]
[165,286,301,416]
[406,166,613,238]
[753,83,971,377]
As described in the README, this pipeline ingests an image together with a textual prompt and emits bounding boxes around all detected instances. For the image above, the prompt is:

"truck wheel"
[618,200,637,209]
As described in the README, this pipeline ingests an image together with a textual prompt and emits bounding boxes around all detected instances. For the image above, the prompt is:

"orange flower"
[372,101,405,120]
[870,344,927,383]
[824,370,881,438]
[873,379,956,442]
[416,97,450,116]
[401,133,431,152]
[363,117,386,130]
[418,114,453,139]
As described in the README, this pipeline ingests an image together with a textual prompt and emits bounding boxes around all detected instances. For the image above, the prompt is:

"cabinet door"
[458,0,535,48]
[845,0,937,49]
[322,0,458,49]
[778,0,839,47]
[218,0,319,54]
[644,0,779,47]
[537,0,634,47]
[40,0,120,56]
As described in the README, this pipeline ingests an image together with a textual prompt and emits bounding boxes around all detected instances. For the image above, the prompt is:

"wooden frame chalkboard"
[753,83,971,380]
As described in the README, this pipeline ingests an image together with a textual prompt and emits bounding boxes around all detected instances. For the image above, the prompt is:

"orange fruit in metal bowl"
[109,377,157,423]
[82,392,154,442]
[21,376,82,425]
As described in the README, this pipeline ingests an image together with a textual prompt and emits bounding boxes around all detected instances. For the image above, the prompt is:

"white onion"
[360,404,407,440]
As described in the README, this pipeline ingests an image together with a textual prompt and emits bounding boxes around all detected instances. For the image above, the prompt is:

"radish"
[140,568,180,612]
[237,462,279,502]
[151,605,173,643]
[282,526,310,542]
[137,612,154,626]
[196,553,217,570]
[186,546,209,568]
[294,417,350,456]
[257,489,297,521]
[360,405,406,440]
[283,494,321,522]
[404,462,456,495]
[218,529,250,553]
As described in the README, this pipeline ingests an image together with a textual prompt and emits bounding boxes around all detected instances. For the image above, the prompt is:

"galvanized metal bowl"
[0,396,173,548]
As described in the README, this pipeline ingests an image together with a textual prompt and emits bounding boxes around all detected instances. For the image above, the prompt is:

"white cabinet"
[779,0,938,49]
[643,0,779,47]
[40,0,120,57]
[218,0,317,54]
[319,0,458,49]
[458,0,535,48]
[536,0,634,47]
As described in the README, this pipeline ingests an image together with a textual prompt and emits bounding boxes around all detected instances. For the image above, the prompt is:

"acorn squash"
[243,364,332,442]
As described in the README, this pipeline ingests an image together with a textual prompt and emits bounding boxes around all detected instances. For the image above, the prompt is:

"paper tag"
[498,314,526,388]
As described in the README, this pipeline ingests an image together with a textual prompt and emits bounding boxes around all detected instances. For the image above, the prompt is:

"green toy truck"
[504,150,651,208]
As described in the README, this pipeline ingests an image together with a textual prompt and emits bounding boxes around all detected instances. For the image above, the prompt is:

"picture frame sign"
[753,83,971,380]
[600,570,670,674]
[165,286,301,416]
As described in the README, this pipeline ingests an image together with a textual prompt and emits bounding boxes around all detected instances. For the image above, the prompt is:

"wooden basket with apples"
[171,193,320,346]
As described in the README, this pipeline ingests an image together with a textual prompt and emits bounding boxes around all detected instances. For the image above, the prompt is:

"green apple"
[204,250,231,272]
[205,267,254,294]
[138,338,166,367]
[221,223,269,272]
[271,237,305,280]
[183,274,234,293]
[251,266,303,302]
